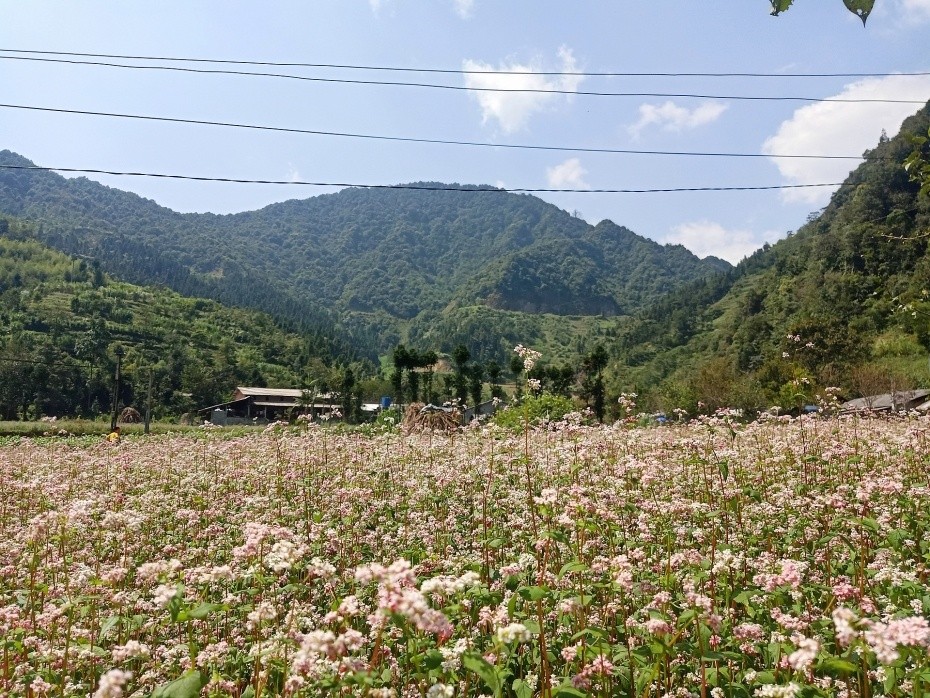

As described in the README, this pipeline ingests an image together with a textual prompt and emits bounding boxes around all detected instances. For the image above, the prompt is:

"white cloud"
[368,0,385,12]
[546,158,590,189]
[628,101,728,139]
[762,74,930,204]
[453,0,474,18]
[463,46,583,133]
[664,221,777,264]
[287,165,301,183]
[900,0,930,23]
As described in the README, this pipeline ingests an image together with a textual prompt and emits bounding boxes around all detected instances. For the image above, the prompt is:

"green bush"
[492,392,576,430]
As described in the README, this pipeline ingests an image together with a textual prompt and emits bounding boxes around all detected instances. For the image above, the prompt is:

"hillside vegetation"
[0,217,361,420]
[0,159,727,361]
[612,101,930,414]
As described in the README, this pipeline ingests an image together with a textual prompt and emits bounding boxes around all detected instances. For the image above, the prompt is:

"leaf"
[843,0,874,24]
[732,591,754,607]
[554,687,588,698]
[423,649,444,670]
[150,670,208,698]
[462,652,502,697]
[702,651,726,662]
[513,678,533,698]
[770,0,794,15]
[240,688,255,698]
[853,517,880,533]
[97,615,120,642]
[636,666,657,694]
[818,657,859,677]
[558,560,589,578]
[753,671,776,685]
[186,602,222,620]
[518,585,549,602]
[717,459,729,482]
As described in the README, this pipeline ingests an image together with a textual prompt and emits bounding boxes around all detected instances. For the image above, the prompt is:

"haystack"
[118,406,143,423]
[401,402,461,433]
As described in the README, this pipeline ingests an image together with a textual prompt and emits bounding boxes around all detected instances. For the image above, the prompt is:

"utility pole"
[144,368,153,434]
[110,345,124,430]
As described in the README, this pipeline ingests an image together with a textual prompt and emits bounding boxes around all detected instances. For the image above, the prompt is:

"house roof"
[234,386,336,401]
[841,389,930,412]
[197,396,251,413]
[253,401,336,408]
[236,386,306,399]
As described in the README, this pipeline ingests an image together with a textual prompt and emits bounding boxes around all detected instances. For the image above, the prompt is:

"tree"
[769,0,874,25]
[340,367,358,423]
[485,359,504,399]
[582,346,609,421]
[468,364,484,408]
[905,125,930,200]
[419,350,439,404]
[391,344,411,405]
[452,344,471,404]
[509,353,524,397]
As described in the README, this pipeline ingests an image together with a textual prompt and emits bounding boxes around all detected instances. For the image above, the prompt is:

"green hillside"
[612,101,930,414]
[0,217,361,420]
[0,160,728,361]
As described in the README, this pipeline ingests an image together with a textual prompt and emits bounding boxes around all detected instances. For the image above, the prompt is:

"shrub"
[492,391,575,430]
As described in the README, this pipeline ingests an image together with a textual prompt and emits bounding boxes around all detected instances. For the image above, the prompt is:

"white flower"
[152,584,178,609]
[754,683,800,698]
[787,637,819,672]
[93,669,132,698]
[426,683,454,698]
[496,622,532,644]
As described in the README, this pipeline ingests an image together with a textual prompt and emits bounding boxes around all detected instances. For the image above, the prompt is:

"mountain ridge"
[0,154,730,359]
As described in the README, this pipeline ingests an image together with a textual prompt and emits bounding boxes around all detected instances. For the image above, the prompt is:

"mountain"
[0,157,729,360]
[0,216,358,420]
[611,100,930,414]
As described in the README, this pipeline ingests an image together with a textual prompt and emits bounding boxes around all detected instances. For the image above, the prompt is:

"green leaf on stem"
[518,585,549,601]
[770,0,795,16]
[818,657,859,677]
[554,686,588,698]
[186,602,223,620]
[462,652,502,697]
[97,615,120,642]
[151,670,208,698]
[558,560,589,578]
[513,678,533,698]
[842,0,874,24]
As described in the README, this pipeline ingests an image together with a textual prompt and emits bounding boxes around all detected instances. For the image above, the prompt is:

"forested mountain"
[0,217,365,420]
[0,156,728,361]
[611,101,930,414]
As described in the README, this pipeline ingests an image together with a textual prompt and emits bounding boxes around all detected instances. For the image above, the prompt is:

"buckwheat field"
[3,413,930,698]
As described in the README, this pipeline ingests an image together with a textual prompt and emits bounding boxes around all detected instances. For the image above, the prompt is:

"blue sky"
[2,0,930,263]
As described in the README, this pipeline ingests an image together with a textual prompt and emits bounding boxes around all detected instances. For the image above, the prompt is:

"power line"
[2,48,928,79]
[0,103,874,161]
[0,164,850,194]
[1,54,925,103]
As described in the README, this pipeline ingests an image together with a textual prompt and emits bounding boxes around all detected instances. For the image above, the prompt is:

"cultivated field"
[2,415,930,697]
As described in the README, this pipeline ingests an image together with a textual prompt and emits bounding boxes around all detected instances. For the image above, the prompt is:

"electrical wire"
[0,103,876,160]
[0,164,850,194]
[1,54,925,103]
[2,48,928,79]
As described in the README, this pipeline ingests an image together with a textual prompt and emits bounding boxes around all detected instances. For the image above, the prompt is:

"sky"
[2,1,930,264]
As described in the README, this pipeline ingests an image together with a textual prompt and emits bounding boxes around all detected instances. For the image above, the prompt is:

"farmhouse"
[199,386,338,425]
[840,388,930,414]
